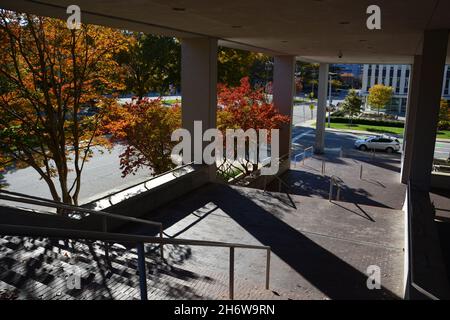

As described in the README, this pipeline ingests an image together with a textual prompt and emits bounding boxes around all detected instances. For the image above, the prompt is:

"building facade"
[361,64,450,116]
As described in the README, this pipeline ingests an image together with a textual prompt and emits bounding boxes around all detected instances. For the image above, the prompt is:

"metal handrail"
[329,175,343,201]
[294,146,313,167]
[0,189,165,258]
[94,162,195,201]
[0,223,271,301]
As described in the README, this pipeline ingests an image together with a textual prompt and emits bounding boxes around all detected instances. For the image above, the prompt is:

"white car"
[354,136,401,153]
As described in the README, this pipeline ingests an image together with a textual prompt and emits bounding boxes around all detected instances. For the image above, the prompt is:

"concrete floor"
[124,182,405,299]
[284,149,406,210]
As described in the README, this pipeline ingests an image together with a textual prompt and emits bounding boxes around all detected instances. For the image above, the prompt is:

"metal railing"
[0,189,165,259]
[329,175,343,201]
[0,223,271,300]
[93,162,195,203]
[294,146,313,167]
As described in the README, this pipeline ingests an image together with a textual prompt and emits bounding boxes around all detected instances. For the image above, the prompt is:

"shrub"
[438,120,450,131]
[329,116,404,128]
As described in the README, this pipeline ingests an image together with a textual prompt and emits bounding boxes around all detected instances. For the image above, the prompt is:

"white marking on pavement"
[292,130,314,143]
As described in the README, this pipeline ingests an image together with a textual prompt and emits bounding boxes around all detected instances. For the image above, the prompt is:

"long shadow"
[265,170,394,209]
[330,201,376,222]
[209,184,399,299]
[135,183,400,299]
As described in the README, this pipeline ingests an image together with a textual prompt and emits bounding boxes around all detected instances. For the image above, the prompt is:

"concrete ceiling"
[1,0,450,64]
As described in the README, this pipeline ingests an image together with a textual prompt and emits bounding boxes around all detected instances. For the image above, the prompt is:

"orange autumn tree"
[102,99,181,176]
[217,77,289,177]
[0,11,129,205]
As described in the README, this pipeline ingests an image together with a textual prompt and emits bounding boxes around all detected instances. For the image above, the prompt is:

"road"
[1,144,151,205]
[1,102,449,207]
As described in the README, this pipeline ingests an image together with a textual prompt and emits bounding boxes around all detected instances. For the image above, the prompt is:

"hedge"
[329,116,405,128]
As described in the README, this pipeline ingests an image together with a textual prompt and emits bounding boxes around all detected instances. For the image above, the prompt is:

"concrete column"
[401,30,449,189]
[399,65,407,94]
[370,64,376,88]
[314,63,329,154]
[361,64,369,92]
[273,55,295,160]
[181,37,217,178]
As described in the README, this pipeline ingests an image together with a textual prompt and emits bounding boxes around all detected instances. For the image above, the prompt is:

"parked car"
[354,135,401,153]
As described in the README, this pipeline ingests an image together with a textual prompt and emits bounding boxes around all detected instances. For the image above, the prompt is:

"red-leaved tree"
[217,77,289,177]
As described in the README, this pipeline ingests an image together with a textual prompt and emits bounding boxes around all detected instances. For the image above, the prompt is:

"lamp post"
[328,72,337,128]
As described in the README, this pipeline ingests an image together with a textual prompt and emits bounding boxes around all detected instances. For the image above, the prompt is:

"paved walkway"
[0,145,406,300]
[284,150,406,210]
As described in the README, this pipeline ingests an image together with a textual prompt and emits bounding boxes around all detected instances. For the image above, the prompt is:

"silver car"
[354,135,401,153]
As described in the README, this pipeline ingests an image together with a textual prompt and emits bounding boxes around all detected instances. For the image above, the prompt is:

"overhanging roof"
[1,0,450,64]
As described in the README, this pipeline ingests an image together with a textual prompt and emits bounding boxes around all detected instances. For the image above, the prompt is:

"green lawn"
[322,122,450,139]
[163,99,181,105]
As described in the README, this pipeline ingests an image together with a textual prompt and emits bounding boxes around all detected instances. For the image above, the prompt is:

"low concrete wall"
[81,166,210,231]
[405,184,450,299]
[0,205,92,230]
[431,172,450,190]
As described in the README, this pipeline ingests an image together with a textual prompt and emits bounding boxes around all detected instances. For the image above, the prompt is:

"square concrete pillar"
[273,55,295,166]
[401,56,421,184]
[181,37,217,178]
[314,63,329,154]
[401,30,449,190]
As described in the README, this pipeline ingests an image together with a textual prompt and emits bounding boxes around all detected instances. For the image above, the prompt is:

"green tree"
[116,33,181,100]
[218,47,270,87]
[341,89,363,124]
[439,99,449,121]
[367,84,394,115]
[438,99,450,130]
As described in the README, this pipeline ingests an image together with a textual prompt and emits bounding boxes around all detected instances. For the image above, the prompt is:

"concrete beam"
[314,63,329,154]
[401,30,449,190]
[273,56,295,159]
[181,37,217,179]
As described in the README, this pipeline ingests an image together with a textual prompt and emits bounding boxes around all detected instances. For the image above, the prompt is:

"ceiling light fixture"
[172,7,186,11]
[231,25,242,28]
[339,21,350,25]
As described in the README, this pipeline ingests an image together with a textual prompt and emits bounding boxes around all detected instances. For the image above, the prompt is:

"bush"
[329,116,404,128]
[438,120,450,130]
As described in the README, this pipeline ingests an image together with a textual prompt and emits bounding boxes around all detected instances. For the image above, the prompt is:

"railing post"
[229,247,235,300]
[159,226,164,260]
[360,164,363,180]
[329,177,333,201]
[137,242,148,300]
[102,216,110,265]
[322,160,325,175]
[336,185,341,201]
[266,249,271,290]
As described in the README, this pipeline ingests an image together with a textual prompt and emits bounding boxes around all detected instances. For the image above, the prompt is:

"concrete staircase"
[0,235,300,300]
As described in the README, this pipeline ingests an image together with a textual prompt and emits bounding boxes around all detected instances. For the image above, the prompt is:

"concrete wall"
[82,166,210,231]
[0,205,92,230]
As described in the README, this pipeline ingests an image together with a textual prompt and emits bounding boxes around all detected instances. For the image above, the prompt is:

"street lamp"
[328,72,338,128]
